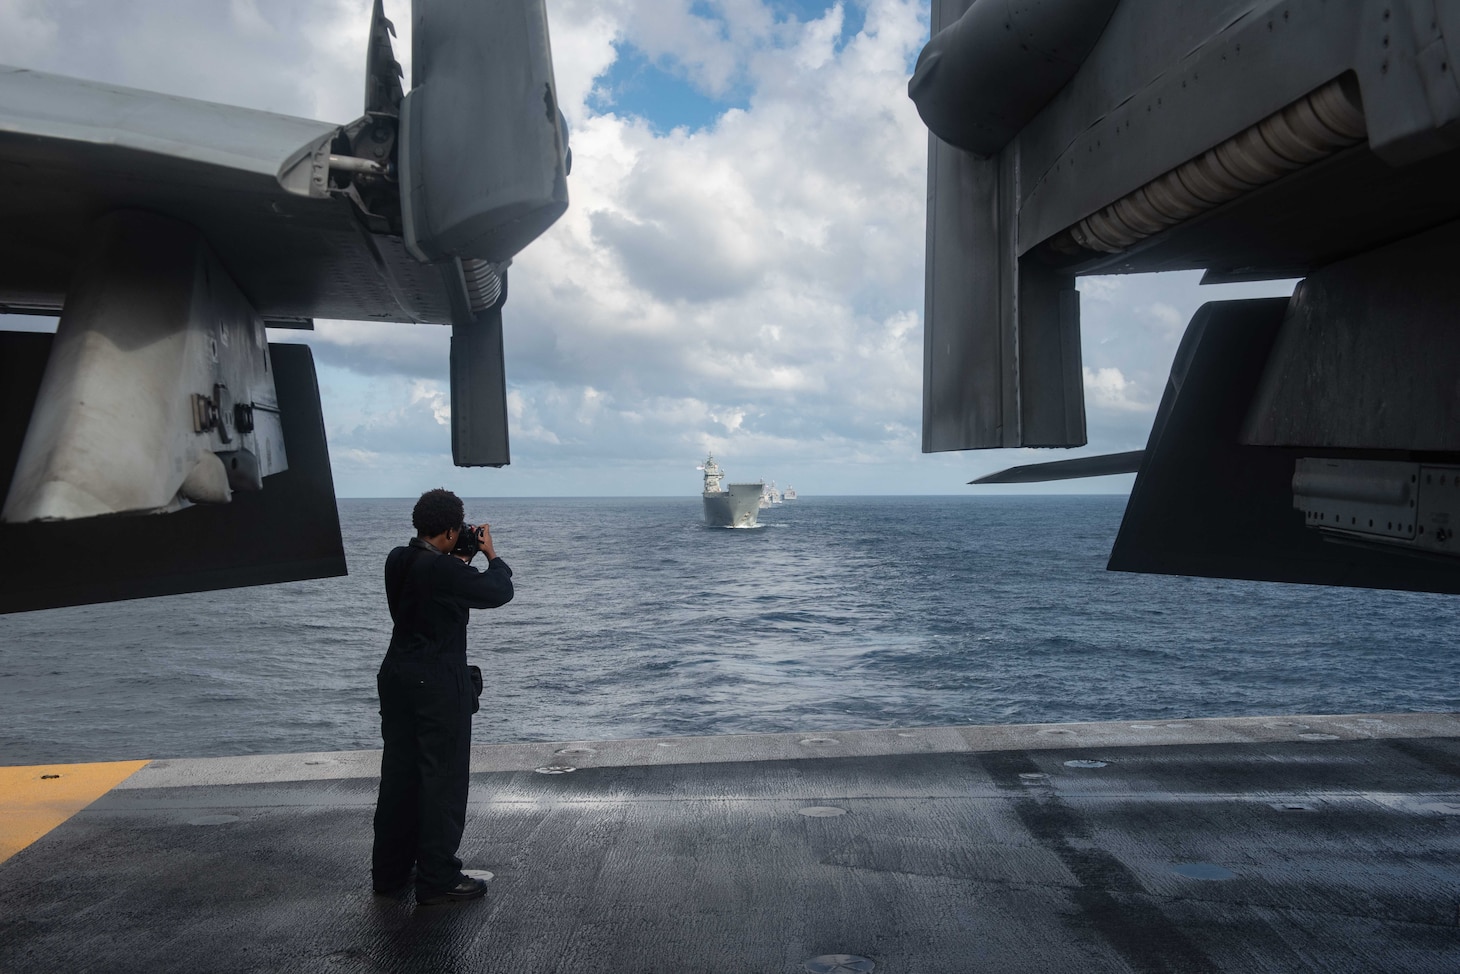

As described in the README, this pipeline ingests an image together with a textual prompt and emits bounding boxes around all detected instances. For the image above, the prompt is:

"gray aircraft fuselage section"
[917,1,1460,590]
[0,66,451,325]
[918,0,1460,453]
[1015,0,1460,278]
[930,0,1460,279]
[1015,0,1340,256]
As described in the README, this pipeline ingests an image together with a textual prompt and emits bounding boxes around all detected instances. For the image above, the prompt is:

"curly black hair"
[412,488,464,538]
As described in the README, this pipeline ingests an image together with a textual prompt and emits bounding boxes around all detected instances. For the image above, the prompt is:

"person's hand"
[476,523,497,561]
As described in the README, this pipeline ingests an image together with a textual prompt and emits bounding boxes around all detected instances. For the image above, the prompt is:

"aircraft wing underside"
[1,2,572,612]
[0,65,451,325]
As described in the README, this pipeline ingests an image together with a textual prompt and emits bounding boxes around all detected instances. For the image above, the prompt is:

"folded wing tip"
[970,450,1145,485]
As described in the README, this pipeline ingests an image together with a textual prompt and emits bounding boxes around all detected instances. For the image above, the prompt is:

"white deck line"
[116,711,1460,789]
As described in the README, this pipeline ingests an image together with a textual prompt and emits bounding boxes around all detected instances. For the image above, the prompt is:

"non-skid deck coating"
[1,713,1458,973]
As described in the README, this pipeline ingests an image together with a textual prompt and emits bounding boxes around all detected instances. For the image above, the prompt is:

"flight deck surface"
[2,713,1458,972]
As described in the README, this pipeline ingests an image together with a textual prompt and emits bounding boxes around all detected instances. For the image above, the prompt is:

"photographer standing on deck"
[372,488,513,905]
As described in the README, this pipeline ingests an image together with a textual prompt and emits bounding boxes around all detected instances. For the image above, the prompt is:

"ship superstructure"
[699,455,762,528]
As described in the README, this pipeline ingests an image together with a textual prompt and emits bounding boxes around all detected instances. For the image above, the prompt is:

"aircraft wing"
[0,0,570,613]
[0,65,449,325]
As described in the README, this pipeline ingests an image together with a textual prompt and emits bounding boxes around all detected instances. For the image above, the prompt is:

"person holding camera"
[371,487,514,905]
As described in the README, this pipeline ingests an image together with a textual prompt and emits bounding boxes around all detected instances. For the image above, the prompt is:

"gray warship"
[698,454,762,528]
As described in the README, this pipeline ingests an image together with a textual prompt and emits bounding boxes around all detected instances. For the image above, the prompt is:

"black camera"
[452,523,481,559]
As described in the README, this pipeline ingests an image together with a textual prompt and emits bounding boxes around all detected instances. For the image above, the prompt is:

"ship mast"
[699,454,725,493]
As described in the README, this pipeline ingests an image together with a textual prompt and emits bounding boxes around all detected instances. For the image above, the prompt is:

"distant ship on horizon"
[783,485,797,500]
[698,455,763,528]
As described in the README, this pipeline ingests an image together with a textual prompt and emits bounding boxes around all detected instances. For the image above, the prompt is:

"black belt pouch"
[468,664,483,714]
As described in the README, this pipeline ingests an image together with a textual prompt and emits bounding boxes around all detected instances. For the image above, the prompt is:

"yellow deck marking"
[0,760,149,864]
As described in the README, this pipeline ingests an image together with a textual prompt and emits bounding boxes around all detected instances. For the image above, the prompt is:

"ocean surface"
[1,495,1455,765]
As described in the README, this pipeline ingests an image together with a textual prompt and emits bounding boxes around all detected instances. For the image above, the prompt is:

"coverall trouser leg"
[372,657,473,894]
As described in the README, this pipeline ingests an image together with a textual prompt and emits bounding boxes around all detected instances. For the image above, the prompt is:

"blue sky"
[0,0,1296,499]
[594,45,744,132]
[592,0,870,131]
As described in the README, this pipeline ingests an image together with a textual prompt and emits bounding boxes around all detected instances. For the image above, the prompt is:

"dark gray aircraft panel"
[1109,298,1460,593]
[922,132,1016,450]
[1242,221,1460,452]
[921,0,1087,452]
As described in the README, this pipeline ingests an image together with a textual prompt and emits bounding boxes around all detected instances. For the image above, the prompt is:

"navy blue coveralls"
[372,536,514,895]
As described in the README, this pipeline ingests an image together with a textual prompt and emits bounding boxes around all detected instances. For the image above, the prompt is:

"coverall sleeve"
[442,556,514,609]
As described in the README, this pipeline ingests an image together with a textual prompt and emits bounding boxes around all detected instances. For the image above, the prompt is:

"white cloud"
[506,390,562,445]
[540,0,619,121]
[1079,276,1125,303]
[1141,301,1186,341]
[793,3,844,71]
[1146,302,1183,327]
[0,0,57,62]
[606,0,785,99]
[409,381,450,426]
[298,319,449,379]
[1083,366,1151,414]
[711,407,745,433]
[228,0,277,38]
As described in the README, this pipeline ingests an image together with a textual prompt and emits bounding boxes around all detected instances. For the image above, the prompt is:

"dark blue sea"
[1,495,1455,765]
